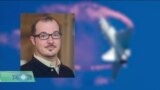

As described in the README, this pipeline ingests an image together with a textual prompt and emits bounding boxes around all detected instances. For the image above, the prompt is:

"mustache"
[45,44,56,48]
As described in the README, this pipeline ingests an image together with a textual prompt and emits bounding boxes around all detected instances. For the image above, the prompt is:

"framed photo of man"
[21,13,75,78]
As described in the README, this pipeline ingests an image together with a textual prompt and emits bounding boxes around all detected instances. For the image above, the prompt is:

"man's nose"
[47,36,54,43]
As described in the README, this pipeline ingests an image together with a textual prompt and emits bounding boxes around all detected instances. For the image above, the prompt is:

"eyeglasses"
[33,31,62,40]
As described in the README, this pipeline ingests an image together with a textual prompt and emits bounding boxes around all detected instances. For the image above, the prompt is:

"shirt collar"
[33,53,61,68]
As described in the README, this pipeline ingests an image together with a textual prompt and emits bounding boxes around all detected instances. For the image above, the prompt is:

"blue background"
[0,1,160,90]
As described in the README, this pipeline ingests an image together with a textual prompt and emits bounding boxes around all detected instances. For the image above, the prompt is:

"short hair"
[31,15,61,35]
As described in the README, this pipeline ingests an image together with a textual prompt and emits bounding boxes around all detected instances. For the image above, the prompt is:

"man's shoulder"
[60,64,75,77]
[60,64,72,71]
[21,60,35,70]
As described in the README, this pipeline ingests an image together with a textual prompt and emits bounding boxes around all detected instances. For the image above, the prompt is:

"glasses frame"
[33,31,62,40]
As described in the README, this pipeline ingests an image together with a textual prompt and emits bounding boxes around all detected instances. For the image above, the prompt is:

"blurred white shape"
[121,49,131,60]
[99,17,132,79]
[20,60,27,66]
[102,47,116,62]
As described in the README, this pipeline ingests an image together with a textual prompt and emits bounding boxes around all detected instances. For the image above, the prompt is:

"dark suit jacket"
[21,57,74,78]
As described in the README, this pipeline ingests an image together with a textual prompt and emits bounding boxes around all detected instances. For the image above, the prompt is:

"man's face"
[30,20,61,59]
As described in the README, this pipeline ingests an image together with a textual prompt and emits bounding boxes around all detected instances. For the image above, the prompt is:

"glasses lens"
[39,33,48,40]
[52,31,61,39]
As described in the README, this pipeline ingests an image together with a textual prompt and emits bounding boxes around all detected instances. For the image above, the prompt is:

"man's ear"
[30,36,35,45]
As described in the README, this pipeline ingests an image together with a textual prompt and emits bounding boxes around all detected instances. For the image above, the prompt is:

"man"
[21,15,74,78]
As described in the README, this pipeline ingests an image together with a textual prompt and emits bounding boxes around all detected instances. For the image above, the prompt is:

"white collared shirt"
[34,54,61,74]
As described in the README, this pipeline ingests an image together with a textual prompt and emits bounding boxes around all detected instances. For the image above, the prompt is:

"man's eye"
[40,34,47,37]
[54,32,60,36]
[54,33,59,36]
